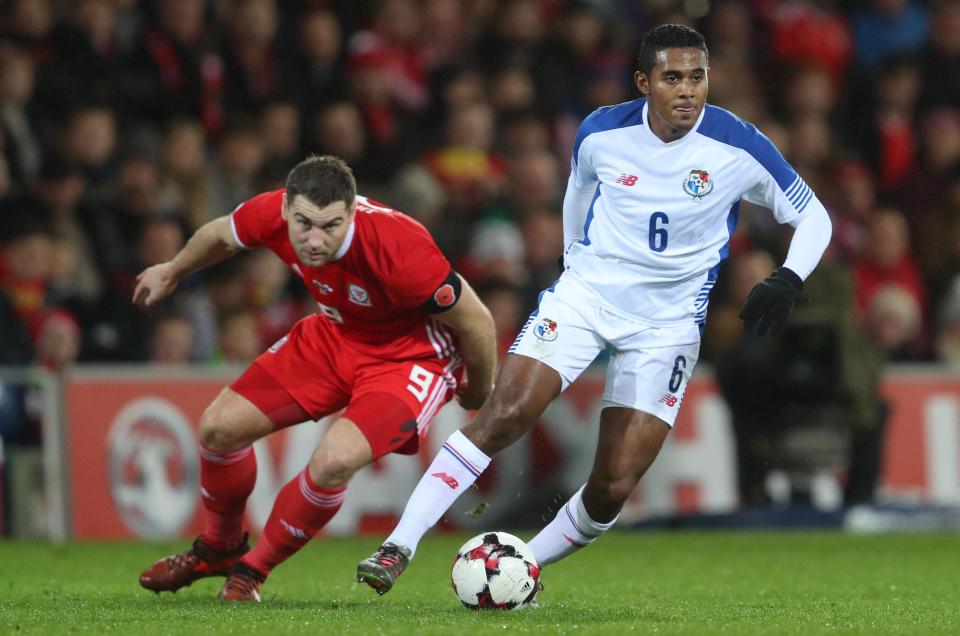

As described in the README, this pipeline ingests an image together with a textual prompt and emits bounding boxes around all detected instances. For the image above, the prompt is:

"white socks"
[527,485,619,566]
[385,430,491,557]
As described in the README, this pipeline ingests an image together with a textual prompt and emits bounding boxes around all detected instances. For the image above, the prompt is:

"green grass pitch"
[1,532,958,634]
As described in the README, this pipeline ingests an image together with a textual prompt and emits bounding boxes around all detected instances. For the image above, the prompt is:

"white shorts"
[509,277,701,427]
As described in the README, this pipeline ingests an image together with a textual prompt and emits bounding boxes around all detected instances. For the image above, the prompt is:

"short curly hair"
[636,24,709,76]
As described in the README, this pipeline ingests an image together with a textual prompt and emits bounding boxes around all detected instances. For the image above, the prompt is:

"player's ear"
[634,70,649,96]
[280,192,289,220]
[345,199,357,221]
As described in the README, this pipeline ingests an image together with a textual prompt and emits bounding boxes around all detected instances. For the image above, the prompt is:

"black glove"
[739,267,804,336]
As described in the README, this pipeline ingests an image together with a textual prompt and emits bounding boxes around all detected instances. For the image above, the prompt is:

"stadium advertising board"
[63,368,960,539]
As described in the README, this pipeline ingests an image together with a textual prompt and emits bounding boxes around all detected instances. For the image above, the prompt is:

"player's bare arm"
[133,216,242,308]
[432,274,497,410]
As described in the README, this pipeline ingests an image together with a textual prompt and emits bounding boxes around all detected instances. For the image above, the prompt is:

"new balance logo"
[616,174,638,186]
[280,519,308,540]
[431,472,459,489]
[659,394,678,407]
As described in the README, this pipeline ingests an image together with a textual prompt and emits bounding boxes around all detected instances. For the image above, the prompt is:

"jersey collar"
[639,100,706,147]
[332,220,356,261]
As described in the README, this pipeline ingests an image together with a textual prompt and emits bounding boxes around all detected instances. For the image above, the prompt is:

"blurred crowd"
[1,0,959,373]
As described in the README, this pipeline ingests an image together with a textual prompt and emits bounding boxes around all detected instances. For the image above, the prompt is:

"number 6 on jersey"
[648,212,669,252]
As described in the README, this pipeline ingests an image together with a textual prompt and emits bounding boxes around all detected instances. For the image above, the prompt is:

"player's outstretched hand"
[739,267,804,336]
[133,262,180,308]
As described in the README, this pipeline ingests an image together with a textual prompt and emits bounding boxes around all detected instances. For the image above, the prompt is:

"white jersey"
[563,98,828,326]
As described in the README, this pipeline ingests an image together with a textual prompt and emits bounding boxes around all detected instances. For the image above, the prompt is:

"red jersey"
[230,190,458,362]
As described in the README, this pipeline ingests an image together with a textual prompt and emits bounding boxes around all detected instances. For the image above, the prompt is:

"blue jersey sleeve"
[698,105,813,222]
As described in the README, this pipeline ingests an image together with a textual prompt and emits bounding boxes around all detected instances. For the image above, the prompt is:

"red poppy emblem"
[434,284,456,307]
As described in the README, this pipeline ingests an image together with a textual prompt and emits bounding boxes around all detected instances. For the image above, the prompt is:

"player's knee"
[198,404,243,451]
[308,446,362,488]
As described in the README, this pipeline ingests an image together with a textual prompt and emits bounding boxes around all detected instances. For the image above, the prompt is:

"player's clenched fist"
[133,262,181,308]
[739,266,804,336]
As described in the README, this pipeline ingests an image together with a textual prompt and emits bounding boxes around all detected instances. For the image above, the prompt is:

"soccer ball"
[450,531,540,610]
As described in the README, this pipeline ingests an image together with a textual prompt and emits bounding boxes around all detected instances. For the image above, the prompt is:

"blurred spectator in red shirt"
[860,55,921,193]
[0,195,79,369]
[347,0,429,115]
[765,0,853,85]
[821,160,876,261]
[854,208,927,356]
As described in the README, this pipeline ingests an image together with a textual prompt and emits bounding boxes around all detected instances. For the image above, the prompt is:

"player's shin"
[384,430,492,557]
[240,468,345,577]
[200,445,257,550]
[527,485,619,566]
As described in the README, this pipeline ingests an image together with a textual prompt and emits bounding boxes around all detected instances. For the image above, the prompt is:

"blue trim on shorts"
[508,279,559,354]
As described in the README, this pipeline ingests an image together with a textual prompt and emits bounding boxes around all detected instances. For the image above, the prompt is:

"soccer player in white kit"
[357,24,833,595]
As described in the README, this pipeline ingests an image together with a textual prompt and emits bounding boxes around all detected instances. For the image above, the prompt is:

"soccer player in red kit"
[134,155,496,602]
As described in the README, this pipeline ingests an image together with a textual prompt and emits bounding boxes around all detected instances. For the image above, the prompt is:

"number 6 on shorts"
[668,355,686,393]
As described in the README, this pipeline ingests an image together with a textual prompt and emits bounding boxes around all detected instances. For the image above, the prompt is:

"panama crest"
[534,318,559,342]
[683,169,714,199]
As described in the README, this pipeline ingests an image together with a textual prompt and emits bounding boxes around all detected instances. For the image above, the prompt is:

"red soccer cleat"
[219,563,265,602]
[139,534,250,593]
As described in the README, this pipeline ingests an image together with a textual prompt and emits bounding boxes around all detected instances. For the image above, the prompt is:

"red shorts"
[230,314,461,460]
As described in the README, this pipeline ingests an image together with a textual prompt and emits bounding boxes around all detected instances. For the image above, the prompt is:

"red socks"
[199,445,257,551]
[241,468,346,577]
[200,445,345,576]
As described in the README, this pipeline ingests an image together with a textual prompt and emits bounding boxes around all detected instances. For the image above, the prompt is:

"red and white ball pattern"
[450,532,540,610]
